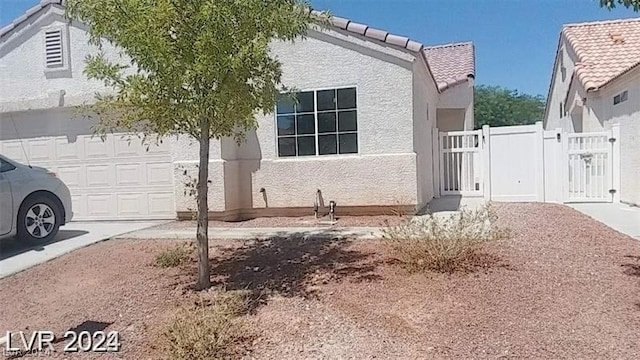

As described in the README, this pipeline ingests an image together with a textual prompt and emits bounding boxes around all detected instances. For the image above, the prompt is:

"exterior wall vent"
[43,25,70,76]
[45,28,64,68]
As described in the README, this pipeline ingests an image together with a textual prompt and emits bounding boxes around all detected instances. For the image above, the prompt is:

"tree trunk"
[195,117,211,290]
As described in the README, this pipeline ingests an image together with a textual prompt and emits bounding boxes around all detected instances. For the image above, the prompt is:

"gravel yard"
[1,203,640,359]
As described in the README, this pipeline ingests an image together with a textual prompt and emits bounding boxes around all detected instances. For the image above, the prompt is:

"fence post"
[482,125,491,201]
[535,122,545,202]
[432,127,441,198]
[561,128,569,203]
[611,123,621,203]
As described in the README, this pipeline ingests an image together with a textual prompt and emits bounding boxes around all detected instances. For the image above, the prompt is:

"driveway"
[0,221,165,279]
[569,203,640,240]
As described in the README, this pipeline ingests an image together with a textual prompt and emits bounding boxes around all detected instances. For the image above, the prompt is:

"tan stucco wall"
[173,29,433,214]
[544,38,580,132]
[590,67,640,205]
[436,109,465,132]
[0,6,125,112]
[412,56,439,207]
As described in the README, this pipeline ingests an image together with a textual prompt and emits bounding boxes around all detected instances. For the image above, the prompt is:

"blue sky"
[1,0,638,96]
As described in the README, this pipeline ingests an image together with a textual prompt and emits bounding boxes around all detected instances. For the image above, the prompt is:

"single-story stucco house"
[0,0,475,221]
[543,17,640,207]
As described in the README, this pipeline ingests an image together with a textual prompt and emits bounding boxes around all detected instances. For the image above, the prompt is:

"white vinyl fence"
[436,122,620,204]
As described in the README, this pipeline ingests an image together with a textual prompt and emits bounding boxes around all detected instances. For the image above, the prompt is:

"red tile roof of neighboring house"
[563,17,640,90]
[1,2,475,93]
[423,42,475,91]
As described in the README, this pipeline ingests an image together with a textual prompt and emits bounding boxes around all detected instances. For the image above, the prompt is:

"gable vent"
[45,29,63,68]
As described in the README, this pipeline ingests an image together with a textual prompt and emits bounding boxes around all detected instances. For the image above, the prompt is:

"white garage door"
[0,134,176,220]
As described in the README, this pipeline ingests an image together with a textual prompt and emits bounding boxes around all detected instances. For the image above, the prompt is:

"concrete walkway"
[569,203,640,240]
[115,226,383,241]
[0,221,166,279]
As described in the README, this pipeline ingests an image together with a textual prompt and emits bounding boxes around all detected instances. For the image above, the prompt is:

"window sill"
[273,153,361,162]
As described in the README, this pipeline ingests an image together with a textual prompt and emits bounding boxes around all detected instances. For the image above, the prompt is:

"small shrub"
[155,242,194,268]
[161,289,254,360]
[387,196,416,218]
[382,204,509,273]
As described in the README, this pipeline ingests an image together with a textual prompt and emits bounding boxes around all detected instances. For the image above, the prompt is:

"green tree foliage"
[474,85,546,129]
[65,0,326,290]
[600,0,640,10]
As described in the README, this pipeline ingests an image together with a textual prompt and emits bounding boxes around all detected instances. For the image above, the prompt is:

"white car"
[0,154,73,244]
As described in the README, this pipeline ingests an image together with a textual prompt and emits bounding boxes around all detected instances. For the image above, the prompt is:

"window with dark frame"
[276,87,358,157]
[613,90,628,105]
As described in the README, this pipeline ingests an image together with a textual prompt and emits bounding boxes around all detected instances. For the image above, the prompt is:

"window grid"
[276,87,358,158]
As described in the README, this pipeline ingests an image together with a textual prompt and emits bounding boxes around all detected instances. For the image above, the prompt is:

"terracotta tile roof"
[423,42,475,91]
[563,17,640,90]
[317,12,475,91]
[0,0,63,39]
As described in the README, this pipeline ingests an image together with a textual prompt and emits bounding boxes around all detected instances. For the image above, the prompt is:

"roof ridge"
[423,41,473,50]
[0,0,63,39]
[563,16,640,28]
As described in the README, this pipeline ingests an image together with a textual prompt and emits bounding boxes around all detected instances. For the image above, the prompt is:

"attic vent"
[45,29,63,68]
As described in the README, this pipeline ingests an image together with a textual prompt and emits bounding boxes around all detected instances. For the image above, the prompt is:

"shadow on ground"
[0,230,89,261]
[196,230,384,308]
[622,255,640,277]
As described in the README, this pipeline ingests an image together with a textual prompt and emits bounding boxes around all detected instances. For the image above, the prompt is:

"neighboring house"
[544,18,640,206]
[0,0,475,221]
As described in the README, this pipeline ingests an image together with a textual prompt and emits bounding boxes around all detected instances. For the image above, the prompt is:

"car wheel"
[17,196,61,245]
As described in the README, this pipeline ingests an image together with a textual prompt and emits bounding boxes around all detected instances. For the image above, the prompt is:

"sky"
[1,0,638,97]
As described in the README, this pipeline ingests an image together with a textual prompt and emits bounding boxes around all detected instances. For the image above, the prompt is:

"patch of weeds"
[161,289,255,360]
[382,204,510,273]
[387,196,416,218]
[155,242,194,268]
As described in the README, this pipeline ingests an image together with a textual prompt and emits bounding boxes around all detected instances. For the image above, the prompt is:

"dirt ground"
[1,203,640,359]
[153,214,409,229]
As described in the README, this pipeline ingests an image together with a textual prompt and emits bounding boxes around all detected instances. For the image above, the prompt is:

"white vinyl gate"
[565,132,612,202]
[436,123,620,204]
[439,130,483,196]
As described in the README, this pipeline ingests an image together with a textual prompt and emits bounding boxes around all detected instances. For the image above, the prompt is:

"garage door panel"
[2,141,29,162]
[116,163,144,186]
[56,137,84,161]
[57,165,85,188]
[86,164,115,187]
[71,194,86,218]
[146,163,173,186]
[114,136,143,157]
[86,194,116,217]
[29,138,55,161]
[146,139,171,155]
[85,136,114,159]
[117,193,145,216]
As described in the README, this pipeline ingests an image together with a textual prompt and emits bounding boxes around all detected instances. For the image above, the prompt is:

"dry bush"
[387,196,416,218]
[382,204,509,273]
[154,242,194,268]
[161,289,254,360]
